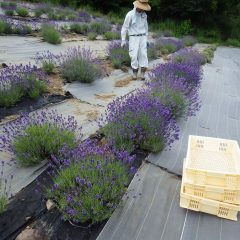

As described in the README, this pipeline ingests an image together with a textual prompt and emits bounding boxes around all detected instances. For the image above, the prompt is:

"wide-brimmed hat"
[133,0,151,11]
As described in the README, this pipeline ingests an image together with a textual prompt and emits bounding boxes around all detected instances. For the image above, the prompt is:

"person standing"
[121,0,151,80]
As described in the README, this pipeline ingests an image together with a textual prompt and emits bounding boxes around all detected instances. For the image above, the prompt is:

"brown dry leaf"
[86,110,99,120]
[47,72,65,95]
[115,77,132,87]
[95,93,116,100]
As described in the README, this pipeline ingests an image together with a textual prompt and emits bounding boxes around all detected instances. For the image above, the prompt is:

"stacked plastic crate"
[180,135,240,221]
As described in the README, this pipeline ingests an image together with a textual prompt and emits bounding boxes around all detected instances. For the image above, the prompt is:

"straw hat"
[133,0,151,11]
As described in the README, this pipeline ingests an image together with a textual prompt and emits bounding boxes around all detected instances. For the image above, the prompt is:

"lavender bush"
[107,40,130,69]
[182,36,197,46]
[41,24,62,44]
[48,141,135,224]
[100,89,179,152]
[59,47,102,83]
[78,10,91,22]
[0,64,47,107]
[149,62,202,88]
[147,42,158,60]
[156,38,184,54]
[147,76,201,119]
[70,23,89,34]
[104,31,121,40]
[171,48,206,65]
[90,21,111,34]
[0,110,82,166]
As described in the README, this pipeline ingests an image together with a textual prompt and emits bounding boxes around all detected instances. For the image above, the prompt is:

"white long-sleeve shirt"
[121,8,148,41]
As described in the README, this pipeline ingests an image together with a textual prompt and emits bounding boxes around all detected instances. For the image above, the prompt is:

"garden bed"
[0,92,72,122]
[0,147,147,240]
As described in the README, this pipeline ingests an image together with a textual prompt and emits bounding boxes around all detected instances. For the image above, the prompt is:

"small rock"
[46,199,55,211]
[25,216,31,221]
[16,228,48,240]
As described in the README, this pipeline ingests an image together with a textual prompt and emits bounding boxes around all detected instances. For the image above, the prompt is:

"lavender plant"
[78,10,91,22]
[89,21,111,35]
[0,110,82,166]
[104,31,121,40]
[41,24,62,44]
[59,47,102,83]
[48,142,135,224]
[100,89,179,152]
[182,36,197,46]
[171,48,206,65]
[107,40,130,69]
[147,76,201,119]
[149,62,202,88]
[70,23,89,34]
[0,64,48,107]
[16,7,29,17]
[156,38,184,54]
[147,42,158,60]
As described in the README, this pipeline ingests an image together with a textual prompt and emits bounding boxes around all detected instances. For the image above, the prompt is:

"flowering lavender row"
[156,37,184,54]
[100,88,180,152]
[48,140,135,223]
[0,109,82,165]
[171,48,207,65]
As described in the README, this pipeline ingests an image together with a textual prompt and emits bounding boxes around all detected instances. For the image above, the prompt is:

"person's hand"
[121,40,126,47]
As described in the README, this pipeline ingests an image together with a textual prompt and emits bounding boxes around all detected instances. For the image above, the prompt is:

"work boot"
[132,68,138,80]
[141,67,147,81]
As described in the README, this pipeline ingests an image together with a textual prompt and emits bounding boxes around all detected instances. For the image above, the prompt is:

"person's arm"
[121,12,131,45]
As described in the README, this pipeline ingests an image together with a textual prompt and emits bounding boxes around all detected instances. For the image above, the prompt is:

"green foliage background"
[26,0,240,39]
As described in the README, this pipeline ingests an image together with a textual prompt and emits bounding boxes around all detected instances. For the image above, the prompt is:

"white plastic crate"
[182,164,240,204]
[180,183,240,221]
[185,135,240,188]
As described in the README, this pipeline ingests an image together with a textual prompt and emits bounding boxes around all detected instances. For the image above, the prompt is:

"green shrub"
[67,13,77,21]
[0,86,23,107]
[41,25,62,44]
[62,57,101,83]
[109,48,131,69]
[0,21,12,34]
[152,89,188,119]
[14,25,32,35]
[70,23,89,34]
[14,124,76,166]
[87,32,97,40]
[34,9,44,18]
[48,12,58,20]
[48,145,132,224]
[4,9,14,16]
[8,2,17,8]
[89,21,111,34]
[26,74,47,99]
[42,61,55,74]
[225,39,240,48]
[0,195,7,214]
[16,7,29,17]
[104,31,121,40]
[177,20,193,36]
[202,44,217,63]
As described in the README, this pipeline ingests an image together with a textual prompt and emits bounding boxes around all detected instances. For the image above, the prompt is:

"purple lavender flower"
[171,48,206,65]
[156,37,184,53]
[100,88,179,152]
[48,141,135,224]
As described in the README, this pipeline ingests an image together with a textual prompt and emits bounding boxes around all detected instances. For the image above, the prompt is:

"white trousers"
[129,35,148,70]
